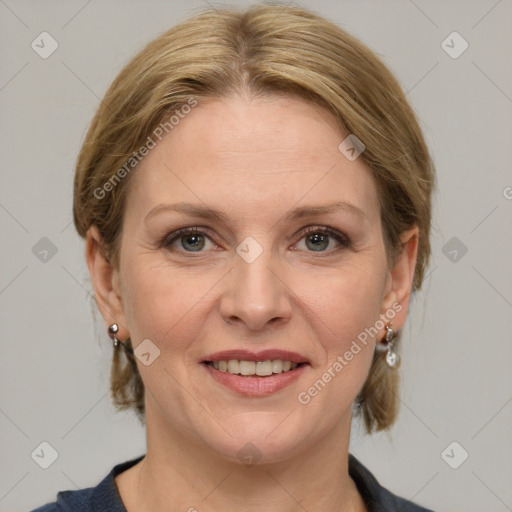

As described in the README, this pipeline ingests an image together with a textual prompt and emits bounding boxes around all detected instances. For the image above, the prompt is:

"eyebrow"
[144,200,368,225]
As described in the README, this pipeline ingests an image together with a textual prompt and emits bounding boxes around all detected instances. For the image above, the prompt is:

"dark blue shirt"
[30,453,434,511]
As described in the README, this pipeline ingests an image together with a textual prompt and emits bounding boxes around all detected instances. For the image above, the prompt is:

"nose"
[219,240,292,332]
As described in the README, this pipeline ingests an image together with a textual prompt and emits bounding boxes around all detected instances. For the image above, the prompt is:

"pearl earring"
[108,323,121,348]
[382,324,400,369]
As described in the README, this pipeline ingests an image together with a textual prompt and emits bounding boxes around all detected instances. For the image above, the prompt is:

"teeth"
[208,359,300,376]
[256,360,273,376]
[227,360,240,373]
[272,360,283,373]
[240,361,255,375]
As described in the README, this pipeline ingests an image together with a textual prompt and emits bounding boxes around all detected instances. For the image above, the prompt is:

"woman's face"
[93,94,416,463]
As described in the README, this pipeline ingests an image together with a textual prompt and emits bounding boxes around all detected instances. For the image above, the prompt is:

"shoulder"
[29,488,94,512]
[348,453,436,512]
[29,455,145,512]
[30,505,58,512]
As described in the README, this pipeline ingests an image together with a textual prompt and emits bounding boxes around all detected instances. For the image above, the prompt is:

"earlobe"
[380,226,419,331]
[85,225,129,340]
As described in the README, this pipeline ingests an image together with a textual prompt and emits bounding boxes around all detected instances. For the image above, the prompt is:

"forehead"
[126,94,380,225]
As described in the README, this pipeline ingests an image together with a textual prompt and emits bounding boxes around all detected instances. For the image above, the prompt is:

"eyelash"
[160,225,352,256]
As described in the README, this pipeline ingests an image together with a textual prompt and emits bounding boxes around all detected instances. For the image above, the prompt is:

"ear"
[380,226,419,332]
[85,225,129,341]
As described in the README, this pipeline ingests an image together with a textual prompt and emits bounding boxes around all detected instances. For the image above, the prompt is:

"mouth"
[201,350,310,396]
[203,359,307,377]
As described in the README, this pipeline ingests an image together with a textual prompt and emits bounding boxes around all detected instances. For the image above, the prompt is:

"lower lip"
[203,363,309,396]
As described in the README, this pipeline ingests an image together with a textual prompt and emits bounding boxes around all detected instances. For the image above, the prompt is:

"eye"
[161,227,216,253]
[294,226,351,253]
[161,226,351,255]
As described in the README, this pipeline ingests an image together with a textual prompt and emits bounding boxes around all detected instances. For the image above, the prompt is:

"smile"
[202,360,310,396]
[204,359,302,376]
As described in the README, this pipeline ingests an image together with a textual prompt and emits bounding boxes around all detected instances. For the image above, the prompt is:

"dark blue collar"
[35,453,434,511]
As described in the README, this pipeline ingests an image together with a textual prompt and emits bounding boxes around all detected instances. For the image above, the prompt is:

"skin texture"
[86,94,418,512]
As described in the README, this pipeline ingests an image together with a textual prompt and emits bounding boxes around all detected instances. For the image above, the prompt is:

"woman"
[32,3,435,511]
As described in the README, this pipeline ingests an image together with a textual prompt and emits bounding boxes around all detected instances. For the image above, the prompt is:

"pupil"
[308,233,328,251]
[183,234,204,251]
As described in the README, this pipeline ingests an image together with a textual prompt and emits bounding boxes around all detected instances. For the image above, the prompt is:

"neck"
[120,403,366,512]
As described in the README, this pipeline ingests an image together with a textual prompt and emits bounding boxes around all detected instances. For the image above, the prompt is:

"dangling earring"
[108,323,121,348]
[382,324,400,368]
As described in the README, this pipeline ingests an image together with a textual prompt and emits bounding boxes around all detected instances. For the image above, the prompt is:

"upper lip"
[202,349,309,364]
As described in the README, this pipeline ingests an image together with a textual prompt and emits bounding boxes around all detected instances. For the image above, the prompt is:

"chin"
[196,412,311,465]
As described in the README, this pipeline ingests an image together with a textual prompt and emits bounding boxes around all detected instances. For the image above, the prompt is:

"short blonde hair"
[74,3,435,433]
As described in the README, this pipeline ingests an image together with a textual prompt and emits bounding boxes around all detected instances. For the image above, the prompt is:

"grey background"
[0,1,511,511]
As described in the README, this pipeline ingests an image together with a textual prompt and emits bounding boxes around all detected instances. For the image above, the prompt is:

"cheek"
[121,256,215,350]
[308,256,386,335]
[295,256,387,378]
[288,257,387,430]
[123,246,387,346]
